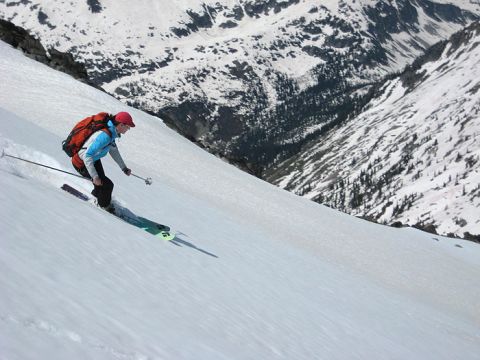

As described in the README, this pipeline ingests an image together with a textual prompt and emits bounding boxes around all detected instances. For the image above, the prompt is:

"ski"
[61,183,89,201]
[61,183,175,241]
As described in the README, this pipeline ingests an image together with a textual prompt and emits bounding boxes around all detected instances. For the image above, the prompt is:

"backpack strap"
[80,127,113,151]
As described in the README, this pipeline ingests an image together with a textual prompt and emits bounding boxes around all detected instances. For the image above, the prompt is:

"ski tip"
[159,230,175,241]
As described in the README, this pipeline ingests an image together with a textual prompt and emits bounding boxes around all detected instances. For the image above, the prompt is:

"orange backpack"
[62,112,112,157]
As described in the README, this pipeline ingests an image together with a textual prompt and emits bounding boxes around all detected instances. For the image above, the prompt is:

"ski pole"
[131,172,152,185]
[1,150,87,179]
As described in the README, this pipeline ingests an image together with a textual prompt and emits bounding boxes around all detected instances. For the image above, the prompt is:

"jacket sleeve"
[109,142,127,170]
[84,131,111,179]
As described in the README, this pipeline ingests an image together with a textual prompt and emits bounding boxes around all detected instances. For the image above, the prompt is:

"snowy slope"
[268,22,480,239]
[1,41,480,359]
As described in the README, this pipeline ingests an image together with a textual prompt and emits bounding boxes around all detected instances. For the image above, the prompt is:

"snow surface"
[1,41,480,359]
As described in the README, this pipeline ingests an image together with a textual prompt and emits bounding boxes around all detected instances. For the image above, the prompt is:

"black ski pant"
[74,159,114,208]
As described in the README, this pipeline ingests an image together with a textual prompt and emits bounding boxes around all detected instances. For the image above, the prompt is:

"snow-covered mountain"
[1,0,479,170]
[267,22,480,239]
[1,38,480,360]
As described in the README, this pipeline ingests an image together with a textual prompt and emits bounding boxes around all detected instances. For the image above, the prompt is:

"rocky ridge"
[0,18,95,87]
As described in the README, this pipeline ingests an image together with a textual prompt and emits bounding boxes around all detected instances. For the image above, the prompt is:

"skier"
[71,111,135,213]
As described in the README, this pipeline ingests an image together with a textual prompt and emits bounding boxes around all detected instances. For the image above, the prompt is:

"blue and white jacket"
[77,120,127,179]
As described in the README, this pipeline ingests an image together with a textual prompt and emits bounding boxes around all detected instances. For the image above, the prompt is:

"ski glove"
[123,167,131,176]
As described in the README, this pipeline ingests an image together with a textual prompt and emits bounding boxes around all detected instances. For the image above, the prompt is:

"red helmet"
[115,112,135,127]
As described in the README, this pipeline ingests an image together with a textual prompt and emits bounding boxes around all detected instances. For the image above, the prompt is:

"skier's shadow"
[170,234,219,258]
